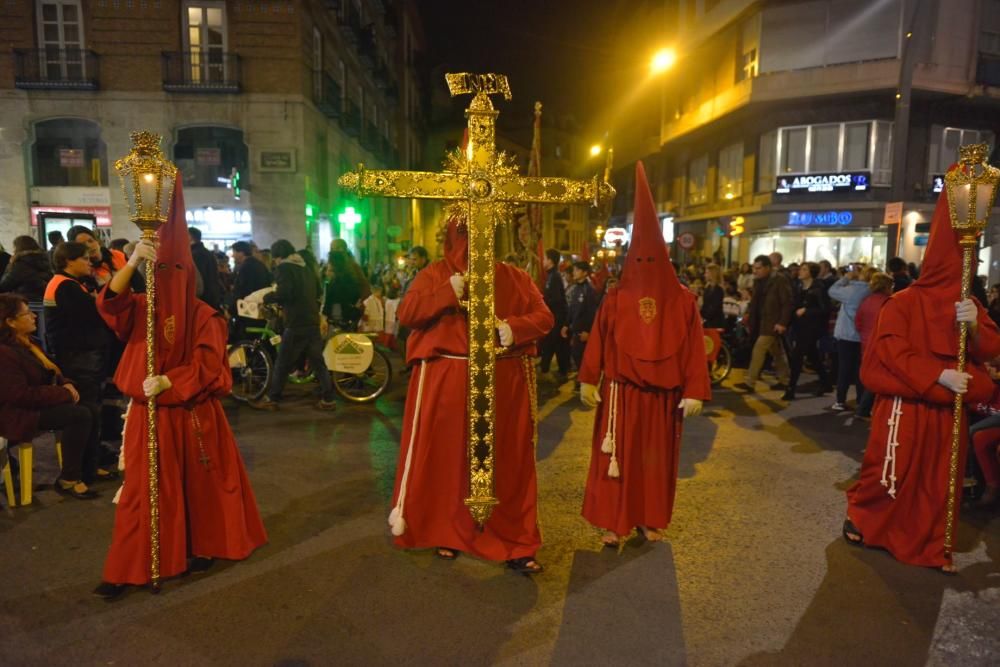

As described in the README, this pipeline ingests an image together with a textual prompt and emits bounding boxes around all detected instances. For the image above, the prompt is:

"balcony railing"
[340,100,361,136]
[13,48,99,90]
[162,51,241,93]
[313,70,342,119]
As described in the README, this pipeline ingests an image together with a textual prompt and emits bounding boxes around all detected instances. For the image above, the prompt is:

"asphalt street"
[1,365,998,666]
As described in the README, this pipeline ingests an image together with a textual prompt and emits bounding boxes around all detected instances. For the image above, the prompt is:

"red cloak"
[98,181,266,585]
[389,220,554,561]
[580,162,711,536]
[847,171,1000,567]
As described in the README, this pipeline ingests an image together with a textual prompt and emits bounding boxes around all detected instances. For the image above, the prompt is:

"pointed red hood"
[444,216,468,273]
[614,161,688,360]
[154,180,199,372]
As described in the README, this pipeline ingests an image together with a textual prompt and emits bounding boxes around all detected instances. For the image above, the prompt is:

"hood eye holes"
[175,263,183,270]
[636,257,642,262]
[157,262,167,270]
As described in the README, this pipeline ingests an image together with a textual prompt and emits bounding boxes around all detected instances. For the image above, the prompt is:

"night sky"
[420,0,653,141]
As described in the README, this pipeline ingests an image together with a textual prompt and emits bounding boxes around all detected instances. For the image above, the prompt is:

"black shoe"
[732,382,755,393]
[54,479,99,500]
[781,390,795,401]
[770,382,787,391]
[92,581,128,600]
[815,384,833,396]
[188,556,215,574]
[506,556,544,575]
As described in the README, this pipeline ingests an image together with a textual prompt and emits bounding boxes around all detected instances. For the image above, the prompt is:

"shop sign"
[59,148,84,168]
[776,172,870,194]
[931,174,944,194]
[258,149,297,172]
[787,211,854,226]
[196,148,221,166]
[603,227,629,245]
[882,201,903,227]
[30,205,111,227]
[677,232,696,249]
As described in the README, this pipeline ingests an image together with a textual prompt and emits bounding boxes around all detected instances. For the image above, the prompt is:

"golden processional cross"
[338,72,615,525]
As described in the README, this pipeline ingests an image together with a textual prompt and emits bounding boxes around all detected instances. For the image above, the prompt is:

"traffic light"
[729,216,744,237]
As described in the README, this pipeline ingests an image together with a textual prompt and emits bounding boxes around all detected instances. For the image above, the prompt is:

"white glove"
[956,299,978,326]
[497,321,514,347]
[449,273,465,301]
[128,238,157,267]
[580,382,601,408]
[142,374,172,398]
[678,398,703,418]
[938,369,972,394]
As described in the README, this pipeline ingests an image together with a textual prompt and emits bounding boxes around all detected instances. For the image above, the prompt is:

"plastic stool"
[0,439,63,507]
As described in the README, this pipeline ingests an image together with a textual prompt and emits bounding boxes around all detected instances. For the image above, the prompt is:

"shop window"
[927,126,994,179]
[718,142,743,201]
[31,118,108,187]
[173,126,248,189]
[687,154,708,205]
[809,124,839,172]
[183,1,227,85]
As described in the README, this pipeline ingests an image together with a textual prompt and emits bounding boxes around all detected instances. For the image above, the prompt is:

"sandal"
[637,526,664,542]
[506,557,544,575]
[600,532,620,549]
[842,519,864,547]
[95,468,120,481]
[435,547,459,560]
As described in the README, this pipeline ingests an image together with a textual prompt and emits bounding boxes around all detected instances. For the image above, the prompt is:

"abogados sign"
[776,172,870,195]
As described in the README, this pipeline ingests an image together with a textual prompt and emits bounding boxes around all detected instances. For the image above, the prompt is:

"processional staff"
[114,131,178,591]
[338,72,616,525]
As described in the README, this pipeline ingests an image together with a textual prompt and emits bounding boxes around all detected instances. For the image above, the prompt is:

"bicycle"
[227,305,392,404]
[704,326,733,386]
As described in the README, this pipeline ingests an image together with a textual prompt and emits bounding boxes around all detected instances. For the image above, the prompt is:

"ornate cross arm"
[338,166,468,200]
[492,175,615,207]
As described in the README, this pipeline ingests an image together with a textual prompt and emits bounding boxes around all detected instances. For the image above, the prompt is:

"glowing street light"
[651,48,676,74]
[590,144,603,157]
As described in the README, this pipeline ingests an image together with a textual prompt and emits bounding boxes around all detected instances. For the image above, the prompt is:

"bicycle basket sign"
[228,346,247,368]
[324,333,375,373]
[703,329,722,362]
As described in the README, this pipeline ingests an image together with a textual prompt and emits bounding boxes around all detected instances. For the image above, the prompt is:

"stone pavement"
[1,371,997,666]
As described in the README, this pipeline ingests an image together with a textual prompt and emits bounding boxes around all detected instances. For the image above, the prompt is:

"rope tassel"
[880,397,903,498]
[604,381,621,478]
[389,361,427,536]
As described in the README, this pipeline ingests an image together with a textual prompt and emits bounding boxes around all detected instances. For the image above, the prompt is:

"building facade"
[631,0,1000,277]
[0,0,426,265]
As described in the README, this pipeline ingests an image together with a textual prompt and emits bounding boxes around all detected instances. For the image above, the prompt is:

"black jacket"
[264,254,320,329]
[566,280,599,335]
[543,268,567,328]
[233,255,273,301]
[701,284,725,329]
[0,251,53,302]
[43,273,111,379]
[790,280,830,341]
[190,241,222,309]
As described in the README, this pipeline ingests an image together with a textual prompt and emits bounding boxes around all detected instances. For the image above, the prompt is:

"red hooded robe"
[847,170,1000,568]
[388,219,554,561]
[580,161,711,536]
[97,181,266,585]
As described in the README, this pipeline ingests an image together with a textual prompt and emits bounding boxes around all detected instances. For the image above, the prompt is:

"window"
[757,129,776,192]
[687,154,708,206]
[312,26,322,100]
[183,1,226,84]
[173,126,248,189]
[36,0,86,80]
[928,126,995,178]
[31,118,108,187]
[735,13,760,83]
[769,120,893,184]
[718,142,743,200]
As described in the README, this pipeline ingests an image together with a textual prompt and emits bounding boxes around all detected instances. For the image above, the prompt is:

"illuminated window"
[718,142,743,201]
[687,154,709,205]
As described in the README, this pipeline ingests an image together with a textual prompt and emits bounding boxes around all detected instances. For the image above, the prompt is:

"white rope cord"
[603,381,621,478]
[388,360,427,536]
[880,396,903,498]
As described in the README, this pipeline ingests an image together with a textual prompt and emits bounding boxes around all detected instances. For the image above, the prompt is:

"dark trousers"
[836,339,864,405]
[61,352,106,483]
[787,332,829,395]
[36,402,92,482]
[539,327,570,375]
[269,326,334,402]
[570,335,587,371]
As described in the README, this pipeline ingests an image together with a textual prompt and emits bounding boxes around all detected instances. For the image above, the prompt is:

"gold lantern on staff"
[942,142,999,558]
[114,131,177,591]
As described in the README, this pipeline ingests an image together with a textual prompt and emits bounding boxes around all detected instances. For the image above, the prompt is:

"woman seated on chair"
[0,293,97,499]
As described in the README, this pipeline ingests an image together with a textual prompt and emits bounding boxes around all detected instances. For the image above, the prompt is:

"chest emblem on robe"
[638,297,657,324]
[163,315,176,345]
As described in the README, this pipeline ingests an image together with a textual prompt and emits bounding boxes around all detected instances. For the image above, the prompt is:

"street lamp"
[594,224,605,244]
[113,130,178,592]
[590,144,603,157]
[941,142,1000,560]
[651,48,676,74]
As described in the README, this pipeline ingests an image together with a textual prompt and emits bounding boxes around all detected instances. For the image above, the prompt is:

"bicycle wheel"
[228,341,272,402]
[333,348,393,403]
[709,343,733,385]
